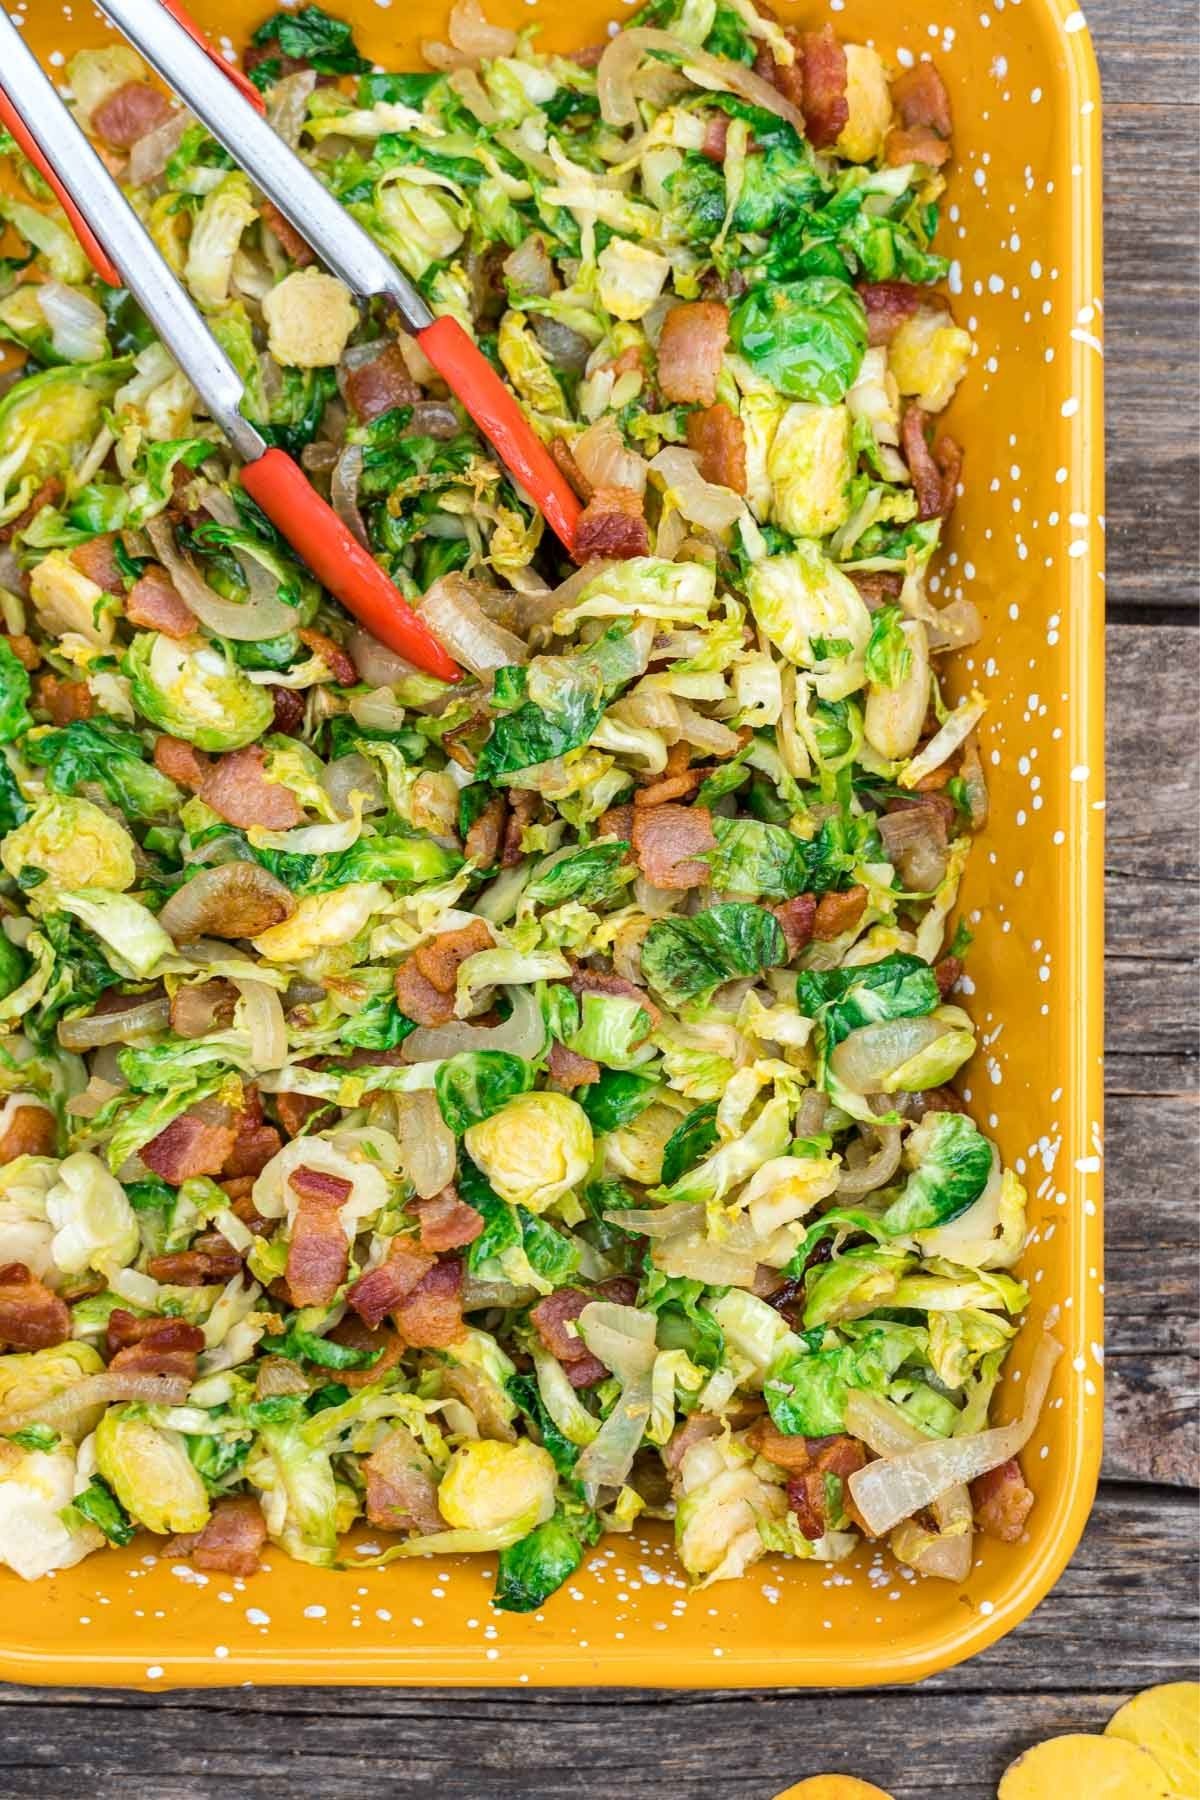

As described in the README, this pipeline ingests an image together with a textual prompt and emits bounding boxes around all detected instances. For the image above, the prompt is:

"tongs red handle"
[0,93,121,285]
[159,0,265,112]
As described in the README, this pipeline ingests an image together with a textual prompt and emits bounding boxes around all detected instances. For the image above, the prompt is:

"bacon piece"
[270,684,306,735]
[392,1257,465,1349]
[192,1495,268,1576]
[222,1118,283,1181]
[0,477,65,546]
[413,1185,484,1254]
[169,977,238,1041]
[260,199,315,268]
[786,1434,867,1540]
[634,767,706,809]
[859,280,922,348]
[106,1309,161,1356]
[298,626,357,686]
[199,745,305,832]
[902,404,962,521]
[325,1315,403,1389]
[412,919,494,995]
[0,1102,56,1162]
[274,1091,329,1139]
[903,1084,969,1119]
[501,790,539,868]
[685,401,747,495]
[153,733,206,790]
[547,1040,600,1092]
[771,892,817,958]
[125,564,197,638]
[934,954,963,999]
[891,60,953,138]
[886,789,957,837]
[799,25,849,148]
[549,437,594,504]
[631,802,716,890]
[364,1427,444,1534]
[850,571,904,606]
[69,532,124,593]
[574,485,650,562]
[285,1166,352,1308]
[33,673,92,724]
[464,794,507,867]
[597,804,634,843]
[745,1416,816,1473]
[108,1316,204,1380]
[971,1457,1034,1542]
[752,38,805,111]
[569,965,660,1031]
[663,1411,723,1478]
[342,344,420,422]
[92,81,173,148]
[700,112,729,163]
[530,1287,609,1389]
[393,964,455,1030]
[812,884,868,940]
[347,1239,434,1330]
[2,633,39,672]
[657,302,729,407]
[146,1240,245,1286]
[885,123,951,168]
[0,1263,69,1350]
[142,1101,239,1184]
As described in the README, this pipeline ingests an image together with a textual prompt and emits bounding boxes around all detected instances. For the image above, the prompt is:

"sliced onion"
[598,29,804,132]
[447,66,500,125]
[450,0,517,57]
[674,701,742,757]
[417,572,529,678]
[301,441,339,474]
[607,1203,701,1240]
[513,558,617,643]
[394,1089,456,1198]
[233,977,288,1072]
[256,1356,311,1399]
[57,997,170,1051]
[653,1230,760,1287]
[530,316,592,373]
[847,1334,1062,1537]
[650,446,743,532]
[795,1086,833,1137]
[0,1371,190,1436]
[957,732,989,830]
[924,598,982,652]
[158,863,296,945]
[878,810,949,894]
[577,418,649,495]
[829,1016,949,1094]
[145,515,297,642]
[503,236,554,299]
[463,1276,537,1310]
[577,1301,656,1386]
[410,400,460,439]
[38,281,109,364]
[267,70,318,148]
[402,983,545,1064]
[847,1389,973,1580]
[836,1123,902,1197]
[324,752,385,815]
[128,107,190,186]
[350,688,410,732]
[575,1363,654,1492]
[331,443,370,549]
[347,628,421,689]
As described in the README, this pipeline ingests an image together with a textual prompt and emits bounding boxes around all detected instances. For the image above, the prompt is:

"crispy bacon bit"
[260,199,315,268]
[934,954,963,999]
[153,733,207,789]
[685,401,747,495]
[569,965,661,1031]
[971,1457,1035,1542]
[0,477,64,546]
[270,684,306,735]
[530,1287,609,1389]
[771,892,818,958]
[392,1257,465,1349]
[393,963,456,1030]
[799,25,849,148]
[223,1117,283,1181]
[413,1185,484,1253]
[106,1309,159,1356]
[700,112,730,162]
[413,919,494,996]
[635,767,706,808]
[745,1416,818,1473]
[549,436,594,503]
[285,1166,352,1308]
[886,789,958,836]
[892,60,953,137]
[0,1102,56,1162]
[274,1090,329,1139]
[108,1316,205,1380]
[850,571,904,606]
[663,1412,723,1477]
[786,1434,867,1539]
[597,804,634,843]
[859,280,922,347]
[325,1316,403,1389]
[753,37,805,111]
[92,81,173,147]
[464,794,506,867]
[142,1102,239,1184]
[125,565,198,638]
[343,341,422,421]
[2,634,39,672]
[298,626,357,686]
[885,123,952,168]
[365,1427,444,1534]
[501,790,539,868]
[657,302,729,407]
[347,1239,434,1330]
[33,673,92,724]
[904,1084,969,1118]
[0,1263,70,1351]
[574,485,650,562]
[69,532,124,592]
[902,404,963,521]
[201,746,306,832]
[547,1040,601,1091]
[169,977,238,1041]
[631,802,716,890]
[189,1495,268,1577]
[812,884,868,941]
[146,1240,245,1286]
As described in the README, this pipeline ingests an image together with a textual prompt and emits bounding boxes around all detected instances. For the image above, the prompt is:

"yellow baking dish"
[7,0,1104,1688]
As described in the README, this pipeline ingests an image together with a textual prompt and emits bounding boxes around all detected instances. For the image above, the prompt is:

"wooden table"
[2,3,1197,1792]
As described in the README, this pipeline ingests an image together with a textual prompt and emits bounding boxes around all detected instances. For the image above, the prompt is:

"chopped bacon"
[392,1256,465,1349]
[971,1457,1035,1542]
[0,477,65,546]
[153,733,207,789]
[228,1186,273,1232]
[270,684,306,736]
[92,81,173,148]
[393,965,455,1030]
[106,1309,161,1356]
[2,633,39,672]
[850,571,904,606]
[685,402,747,495]
[812,884,868,940]
[412,919,494,996]
[549,437,594,503]
[274,1090,329,1139]
[464,794,507,867]
[223,1118,283,1181]
[547,1040,601,1091]
[325,1316,403,1390]
[886,789,957,836]
[347,1239,434,1330]
[892,60,953,138]
[501,790,540,868]
[771,892,817,958]
[752,37,805,111]
[745,1416,817,1473]
[631,802,716,890]
[69,532,124,592]
[657,302,729,407]
[298,626,357,686]
[169,977,238,1041]
[0,1102,56,1162]
[786,1435,867,1540]
[569,965,660,1031]
[125,565,198,638]
[413,1185,484,1253]
[701,113,729,163]
[199,745,306,832]
[192,1495,268,1576]
[885,124,952,168]
[663,1412,722,1478]
[146,1240,244,1286]
[902,404,963,521]
[285,1166,352,1308]
[364,1427,444,1534]
[903,1084,969,1119]
[261,199,315,268]
[934,954,963,999]
[33,673,92,724]
[574,485,650,561]
[597,804,634,843]
[108,1316,205,1380]
[859,280,922,348]
[635,767,706,809]
[142,1101,239,1184]
[530,1287,609,1389]
[342,344,420,423]
[0,1263,69,1351]
[799,25,849,148]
